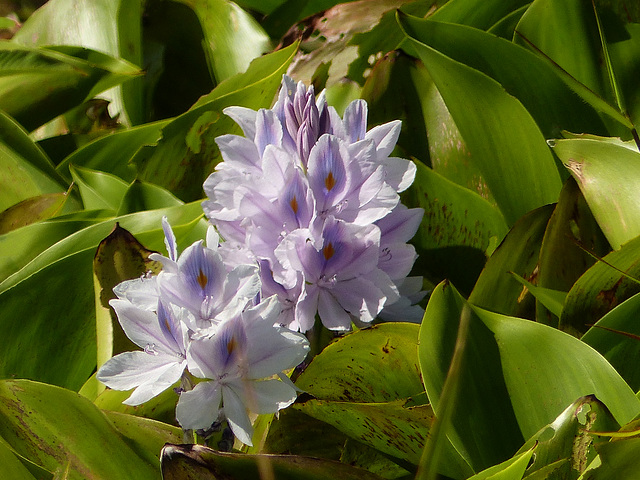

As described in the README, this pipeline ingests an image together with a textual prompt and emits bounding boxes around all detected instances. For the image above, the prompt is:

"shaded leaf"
[510,273,566,318]
[70,164,128,211]
[0,192,70,234]
[160,443,386,480]
[430,0,530,30]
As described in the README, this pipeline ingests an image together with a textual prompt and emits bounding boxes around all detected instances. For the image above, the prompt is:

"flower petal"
[176,381,222,431]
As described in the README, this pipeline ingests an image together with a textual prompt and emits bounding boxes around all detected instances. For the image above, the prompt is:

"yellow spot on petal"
[227,336,237,356]
[290,195,299,214]
[325,171,336,191]
[323,242,335,260]
[197,270,208,289]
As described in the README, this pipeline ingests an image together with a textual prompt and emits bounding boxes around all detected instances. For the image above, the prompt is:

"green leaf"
[469,205,554,319]
[429,0,530,30]
[509,273,567,318]
[295,323,424,403]
[581,436,640,479]
[56,119,170,182]
[173,0,271,83]
[399,16,607,139]
[160,443,386,480]
[94,386,180,426]
[420,281,640,472]
[13,0,144,125]
[551,137,640,250]
[133,42,297,201]
[0,438,42,480]
[0,192,71,234]
[560,234,640,337]
[0,379,163,479]
[0,110,68,212]
[467,447,535,480]
[0,203,204,389]
[519,395,620,480]
[399,13,563,225]
[70,164,129,211]
[536,176,610,327]
[116,180,183,215]
[0,43,140,131]
[582,292,640,391]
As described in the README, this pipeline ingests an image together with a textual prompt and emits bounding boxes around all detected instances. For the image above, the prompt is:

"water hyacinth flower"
[98,219,309,445]
[203,75,424,331]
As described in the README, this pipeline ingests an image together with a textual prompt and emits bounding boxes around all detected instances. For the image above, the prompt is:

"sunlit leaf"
[399,13,563,225]
[0,379,163,479]
[551,137,640,250]
[420,281,640,472]
[70,165,128,211]
[13,0,144,125]
[295,323,424,403]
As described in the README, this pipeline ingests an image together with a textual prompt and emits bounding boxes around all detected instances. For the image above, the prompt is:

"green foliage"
[3,0,640,478]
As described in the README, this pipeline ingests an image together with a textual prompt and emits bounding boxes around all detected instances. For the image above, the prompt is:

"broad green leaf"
[0,111,68,212]
[0,43,140,131]
[519,395,619,480]
[551,138,640,250]
[93,224,162,371]
[0,192,70,234]
[469,205,554,319]
[560,234,640,337]
[0,209,112,284]
[295,399,472,479]
[582,292,640,391]
[116,180,183,215]
[0,380,163,479]
[133,43,297,201]
[536,176,610,327]
[0,204,204,389]
[173,0,271,83]
[487,5,529,39]
[420,281,640,471]
[160,443,386,480]
[399,16,607,138]
[403,159,507,294]
[608,23,640,129]
[13,0,144,125]
[70,164,129,211]
[466,447,534,480]
[430,0,529,30]
[399,14,563,225]
[55,119,170,182]
[514,0,603,97]
[295,323,424,402]
[340,439,411,480]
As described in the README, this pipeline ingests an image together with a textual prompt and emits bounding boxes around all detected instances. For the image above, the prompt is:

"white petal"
[365,120,401,158]
[109,299,173,353]
[223,106,257,140]
[318,289,352,330]
[176,381,222,430]
[251,379,298,413]
[222,383,254,446]
[382,157,416,192]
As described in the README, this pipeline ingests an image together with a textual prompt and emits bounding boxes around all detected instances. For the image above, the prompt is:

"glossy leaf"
[0,379,164,479]
[116,180,183,215]
[430,0,530,30]
[582,437,640,479]
[420,281,640,472]
[133,43,297,201]
[295,323,424,403]
[510,273,566,318]
[160,443,386,480]
[94,386,180,427]
[174,0,271,83]
[551,138,640,250]
[0,43,140,131]
[399,16,607,139]
[400,14,563,225]
[70,164,129,211]
[13,0,144,125]
[466,447,534,480]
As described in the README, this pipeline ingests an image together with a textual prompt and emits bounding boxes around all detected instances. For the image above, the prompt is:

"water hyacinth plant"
[6,1,640,479]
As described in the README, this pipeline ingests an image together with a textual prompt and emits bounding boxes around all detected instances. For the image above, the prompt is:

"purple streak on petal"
[255,109,283,156]
[343,99,368,143]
